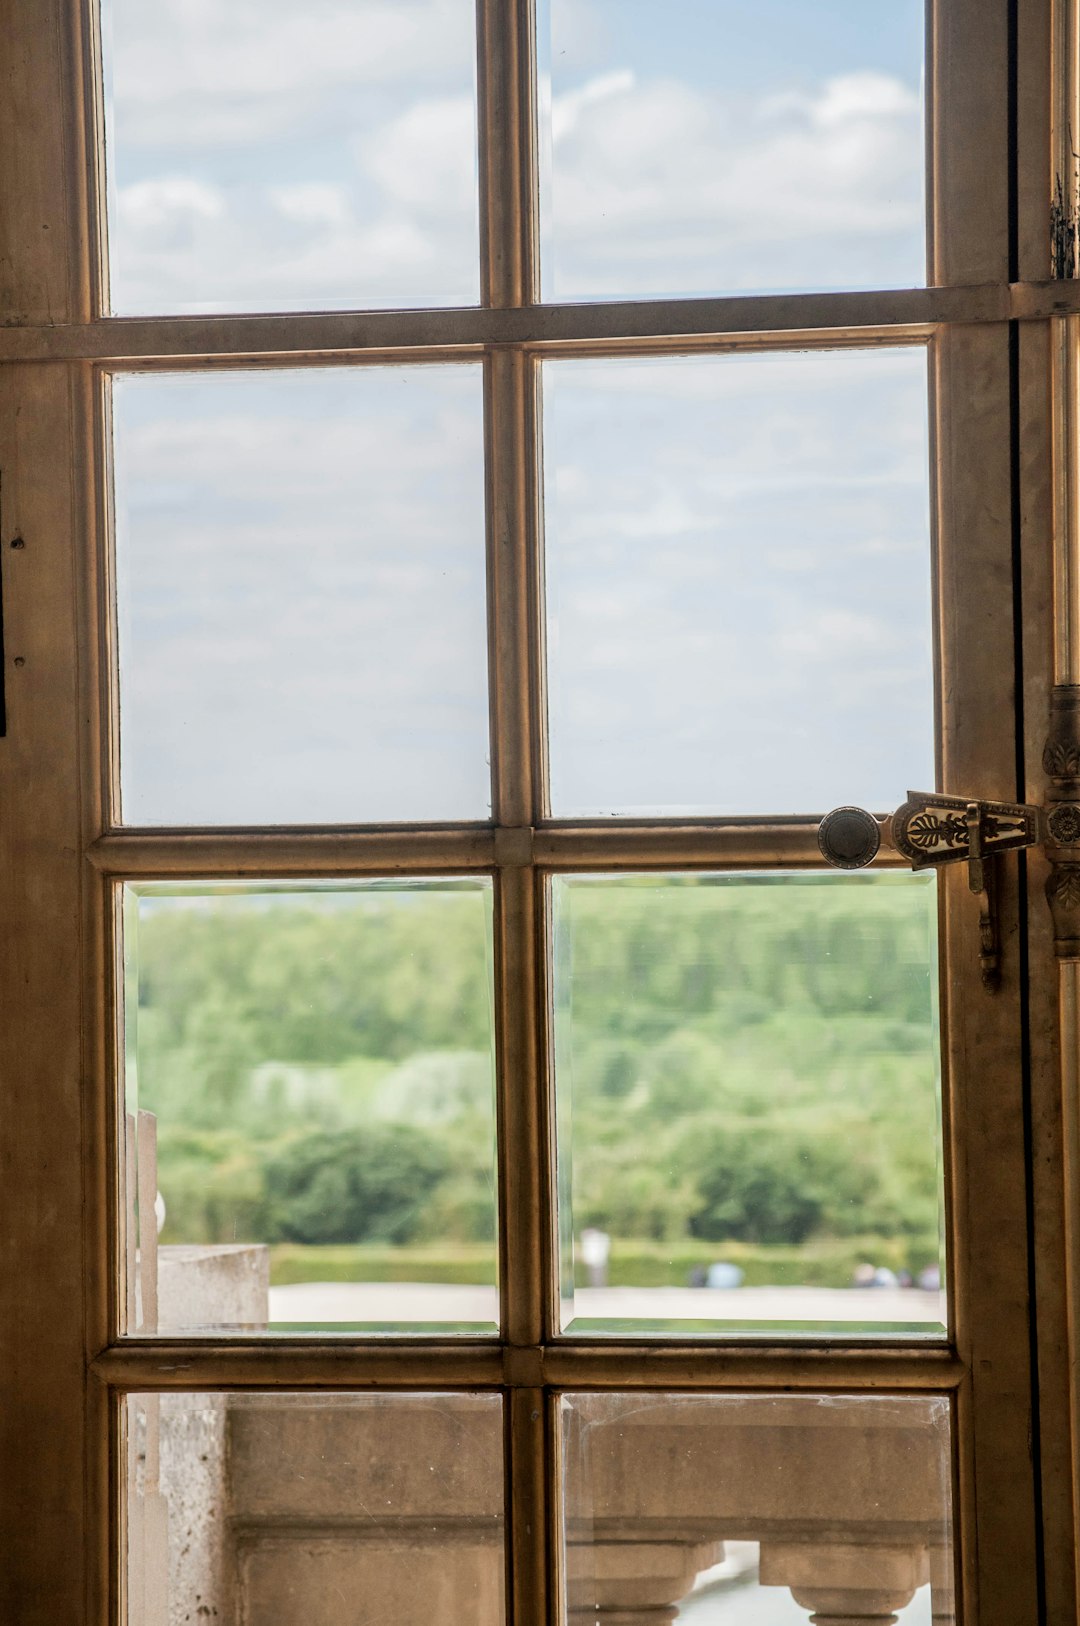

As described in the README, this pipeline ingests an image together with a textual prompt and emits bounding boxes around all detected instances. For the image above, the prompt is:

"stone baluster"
[759,1540,931,1625]
[565,1538,723,1625]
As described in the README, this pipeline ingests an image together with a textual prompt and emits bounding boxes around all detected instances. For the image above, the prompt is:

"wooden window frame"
[0,2,1078,1623]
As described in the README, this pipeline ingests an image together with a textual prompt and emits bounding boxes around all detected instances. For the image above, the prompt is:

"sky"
[113,366,490,825]
[101,0,925,312]
[102,1,932,827]
[114,345,932,825]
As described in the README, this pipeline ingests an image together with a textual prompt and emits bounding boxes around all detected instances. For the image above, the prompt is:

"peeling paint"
[1052,143,1080,278]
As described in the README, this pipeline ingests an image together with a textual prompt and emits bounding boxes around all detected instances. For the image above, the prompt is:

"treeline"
[132,877,942,1267]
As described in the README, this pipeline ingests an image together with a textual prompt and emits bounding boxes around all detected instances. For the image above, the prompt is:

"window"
[0,2,1076,1623]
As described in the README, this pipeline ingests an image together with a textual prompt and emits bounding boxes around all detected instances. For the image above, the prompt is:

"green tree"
[264,1124,450,1245]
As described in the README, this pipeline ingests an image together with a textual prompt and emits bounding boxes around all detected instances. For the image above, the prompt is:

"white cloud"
[103,0,482,310]
[763,71,921,129]
[268,183,352,228]
[108,81,481,312]
[358,96,477,216]
[549,69,635,143]
[541,347,934,816]
[106,0,476,145]
[545,69,925,295]
[778,608,898,661]
[113,372,491,824]
[117,176,225,230]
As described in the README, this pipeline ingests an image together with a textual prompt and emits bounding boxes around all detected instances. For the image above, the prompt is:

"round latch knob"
[817,806,881,869]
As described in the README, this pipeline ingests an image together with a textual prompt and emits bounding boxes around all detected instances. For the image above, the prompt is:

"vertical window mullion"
[477,4,552,1625]
[477,0,538,311]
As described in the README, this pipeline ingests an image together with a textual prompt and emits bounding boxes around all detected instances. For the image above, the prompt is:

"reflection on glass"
[553,872,945,1338]
[126,1392,505,1625]
[122,881,498,1335]
[537,0,925,301]
[562,1393,953,1625]
[543,347,934,818]
[113,367,489,826]
[101,0,479,314]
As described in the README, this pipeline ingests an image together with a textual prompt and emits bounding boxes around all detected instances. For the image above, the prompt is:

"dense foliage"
[131,876,943,1275]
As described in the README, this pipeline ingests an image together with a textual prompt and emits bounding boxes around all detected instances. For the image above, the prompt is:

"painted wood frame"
[0,2,1070,1623]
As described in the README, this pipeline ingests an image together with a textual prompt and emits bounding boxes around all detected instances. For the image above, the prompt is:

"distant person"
[688,1265,708,1288]
[579,1227,611,1288]
[852,1262,876,1288]
[706,1260,744,1290]
[871,1266,899,1289]
[917,1264,941,1292]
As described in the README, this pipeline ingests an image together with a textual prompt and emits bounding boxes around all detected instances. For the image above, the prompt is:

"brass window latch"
[817,685,1080,990]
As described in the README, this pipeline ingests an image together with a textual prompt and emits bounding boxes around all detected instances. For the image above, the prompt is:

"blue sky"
[103,2,933,826]
[540,1,923,89]
[538,0,925,297]
[114,345,933,825]
[113,366,490,825]
[101,0,926,311]
[543,346,933,817]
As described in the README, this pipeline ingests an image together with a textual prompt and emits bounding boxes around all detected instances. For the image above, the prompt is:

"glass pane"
[126,1392,504,1625]
[113,366,489,826]
[122,880,498,1335]
[101,0,479,314]
[538,0,925,301]
[561,1393,953,1624]
[543,347,933,818]
[553,872,945,1338]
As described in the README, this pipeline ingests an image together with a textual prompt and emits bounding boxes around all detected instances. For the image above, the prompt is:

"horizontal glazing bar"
[532,824,910,870]
[87,826,498,875]
[93,1341,963,1392]
[1,283,1076,365]
[87,821,917,876]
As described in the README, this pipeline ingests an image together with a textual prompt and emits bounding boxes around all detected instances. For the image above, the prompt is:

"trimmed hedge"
[268,1234,938,1291]
[270,1242,497,1287]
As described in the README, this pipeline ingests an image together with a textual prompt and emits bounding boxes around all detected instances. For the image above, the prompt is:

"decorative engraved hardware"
[1044,684,1080,788]
[1047,803,1080,845]
[819,792,1041,990]
[817,686,1080,976]
[903,808,967,851]
[1045,683,1080,957]
[890,792,1039,871]
[1047,865,1080,960]
[816,806,881,870]
[1050,865,1080,909]
[1044,740,1080,781]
